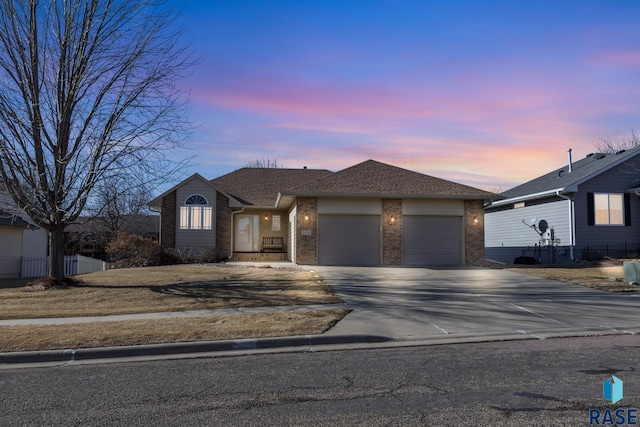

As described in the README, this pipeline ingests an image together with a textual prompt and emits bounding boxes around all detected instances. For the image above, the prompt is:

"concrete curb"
[0,334,392,365]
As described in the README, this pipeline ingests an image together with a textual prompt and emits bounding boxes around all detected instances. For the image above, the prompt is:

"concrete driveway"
[318,266,640,341]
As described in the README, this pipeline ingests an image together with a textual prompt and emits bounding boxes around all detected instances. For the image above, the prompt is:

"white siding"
[402,199,464,216]
[175,178,217,248]
[317,198,382,215]
[0,227,23,278]
[21,228,48,258]
[485,200,571,247]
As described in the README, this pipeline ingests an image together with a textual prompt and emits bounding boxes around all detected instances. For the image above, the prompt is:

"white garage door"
[403,216,462,266]
[318,215,380,266]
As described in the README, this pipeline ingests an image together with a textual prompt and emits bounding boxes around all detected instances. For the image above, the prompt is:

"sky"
[165,0,640,192]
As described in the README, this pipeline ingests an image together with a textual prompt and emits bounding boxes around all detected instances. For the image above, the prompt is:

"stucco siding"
[402,198,464,216]
[485,199,571,247]
[175,179,217,248]
[317,198,382,215]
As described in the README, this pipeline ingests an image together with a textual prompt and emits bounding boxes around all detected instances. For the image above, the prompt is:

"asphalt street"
[1,335,638,426]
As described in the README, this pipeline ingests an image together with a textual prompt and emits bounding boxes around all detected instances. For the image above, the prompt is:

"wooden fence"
[21,255,106,278]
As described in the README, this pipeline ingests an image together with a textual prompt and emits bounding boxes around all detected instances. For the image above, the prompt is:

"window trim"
[180,194,212,230]
[588,192,628,226]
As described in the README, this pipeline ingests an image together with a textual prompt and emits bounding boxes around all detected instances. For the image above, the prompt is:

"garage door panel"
[318,215,380,266]
[403,216,462,266]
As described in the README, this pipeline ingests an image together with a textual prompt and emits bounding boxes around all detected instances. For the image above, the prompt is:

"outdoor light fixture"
[389,215,396,224]
[303,212,310,224]
[474,215,478,224]
[264,214,269,221]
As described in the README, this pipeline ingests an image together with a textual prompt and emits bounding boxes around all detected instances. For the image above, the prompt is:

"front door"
[235,214,260,252]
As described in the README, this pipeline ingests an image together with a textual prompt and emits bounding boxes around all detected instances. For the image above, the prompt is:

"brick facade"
[382,198,402,265]
[215,191,233,259]
[160,190,176,248]
[295,197,318,265]
[464,199,485,266]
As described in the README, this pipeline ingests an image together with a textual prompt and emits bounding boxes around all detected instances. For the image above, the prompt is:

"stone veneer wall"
[295,197,318,265]
[382,198,402,265]
[216,191,233,259]
[160,190,176,248]
[464,199,485,266]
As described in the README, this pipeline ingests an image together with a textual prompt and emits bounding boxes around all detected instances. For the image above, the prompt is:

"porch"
[231,252,289,262]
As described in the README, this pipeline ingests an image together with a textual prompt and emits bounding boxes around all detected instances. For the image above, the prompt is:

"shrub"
[163,246,224,264]
[105,232,161,268]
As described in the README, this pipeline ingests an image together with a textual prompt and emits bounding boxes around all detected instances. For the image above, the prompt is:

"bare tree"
[0,0,192,283]
[86,174,155,237]
[245,157,285,168]
[594,130,640,153]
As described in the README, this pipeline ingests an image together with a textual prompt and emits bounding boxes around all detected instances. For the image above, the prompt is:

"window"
[594,193,624,225]
[272,214,281,231]
[180,194,212,230]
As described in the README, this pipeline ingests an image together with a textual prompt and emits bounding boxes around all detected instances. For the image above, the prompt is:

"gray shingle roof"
[502,146,640,199]
[283,160,499,199]
[0,210,35,229]
[211,168,334,206]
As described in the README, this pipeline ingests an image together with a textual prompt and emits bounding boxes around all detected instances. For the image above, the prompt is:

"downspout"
[229,207,245,260]
[556,191,575,261]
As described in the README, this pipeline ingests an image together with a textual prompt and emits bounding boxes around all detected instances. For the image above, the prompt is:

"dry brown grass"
[506,263,638,292]
[0,309,350,352]
[0,264,341,319]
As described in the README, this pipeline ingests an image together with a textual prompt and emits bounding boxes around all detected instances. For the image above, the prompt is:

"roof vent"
[567,148,573,172]
[616,149,626,155]
[596,153,607,160]
[303,166,307,169]
[558,169,564,178]
[586,153,594,158]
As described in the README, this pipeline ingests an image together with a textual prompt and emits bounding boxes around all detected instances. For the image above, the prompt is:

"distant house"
[485,147,640,264]
[149,160,498,266]
[0,209,48,278]
[64,215,160,260]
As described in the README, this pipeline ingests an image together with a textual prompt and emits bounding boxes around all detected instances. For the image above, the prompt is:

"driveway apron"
[318,266,640,340]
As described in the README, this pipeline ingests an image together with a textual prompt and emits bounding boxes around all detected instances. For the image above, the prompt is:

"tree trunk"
[49,226,66,283]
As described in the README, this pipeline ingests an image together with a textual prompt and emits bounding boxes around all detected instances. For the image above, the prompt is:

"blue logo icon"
[604,375,624,404]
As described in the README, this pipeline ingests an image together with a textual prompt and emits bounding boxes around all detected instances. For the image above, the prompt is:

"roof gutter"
[488,188,566,207]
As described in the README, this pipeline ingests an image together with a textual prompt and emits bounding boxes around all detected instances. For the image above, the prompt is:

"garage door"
[403,216,462,266]
[318,215,380,266]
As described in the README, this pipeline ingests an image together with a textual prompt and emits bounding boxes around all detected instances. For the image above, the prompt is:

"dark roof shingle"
[502,146,640,199]
[283,160,498,199]
[211,168,334,206]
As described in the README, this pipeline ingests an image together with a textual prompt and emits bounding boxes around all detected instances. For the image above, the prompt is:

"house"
[485,147,640,264]
[0,210,48,278]
[149,160,498,266]
[65,215,160,260]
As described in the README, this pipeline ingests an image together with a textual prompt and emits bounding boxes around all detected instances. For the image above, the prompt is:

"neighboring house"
[149,160,498,267]
[485,147,640,264]
[65,215,160,260]
[0,210,48,278]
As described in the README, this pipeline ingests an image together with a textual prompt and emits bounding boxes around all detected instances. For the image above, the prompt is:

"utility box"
[623,261,640,283]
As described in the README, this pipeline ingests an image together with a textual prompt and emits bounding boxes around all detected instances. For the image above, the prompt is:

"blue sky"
[167,0,640,191]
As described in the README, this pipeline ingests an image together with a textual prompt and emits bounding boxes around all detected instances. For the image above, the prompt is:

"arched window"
[180,194,212,230]
[185,194,208,205]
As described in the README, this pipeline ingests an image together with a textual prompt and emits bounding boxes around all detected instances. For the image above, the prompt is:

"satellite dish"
[538,220,548,233]
[523,218,537,227]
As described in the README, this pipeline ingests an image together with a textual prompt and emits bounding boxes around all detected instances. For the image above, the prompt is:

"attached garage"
[318,215,381,266]
[403,216,463,266]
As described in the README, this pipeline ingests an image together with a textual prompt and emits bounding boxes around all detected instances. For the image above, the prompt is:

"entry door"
[235,214,260,252]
